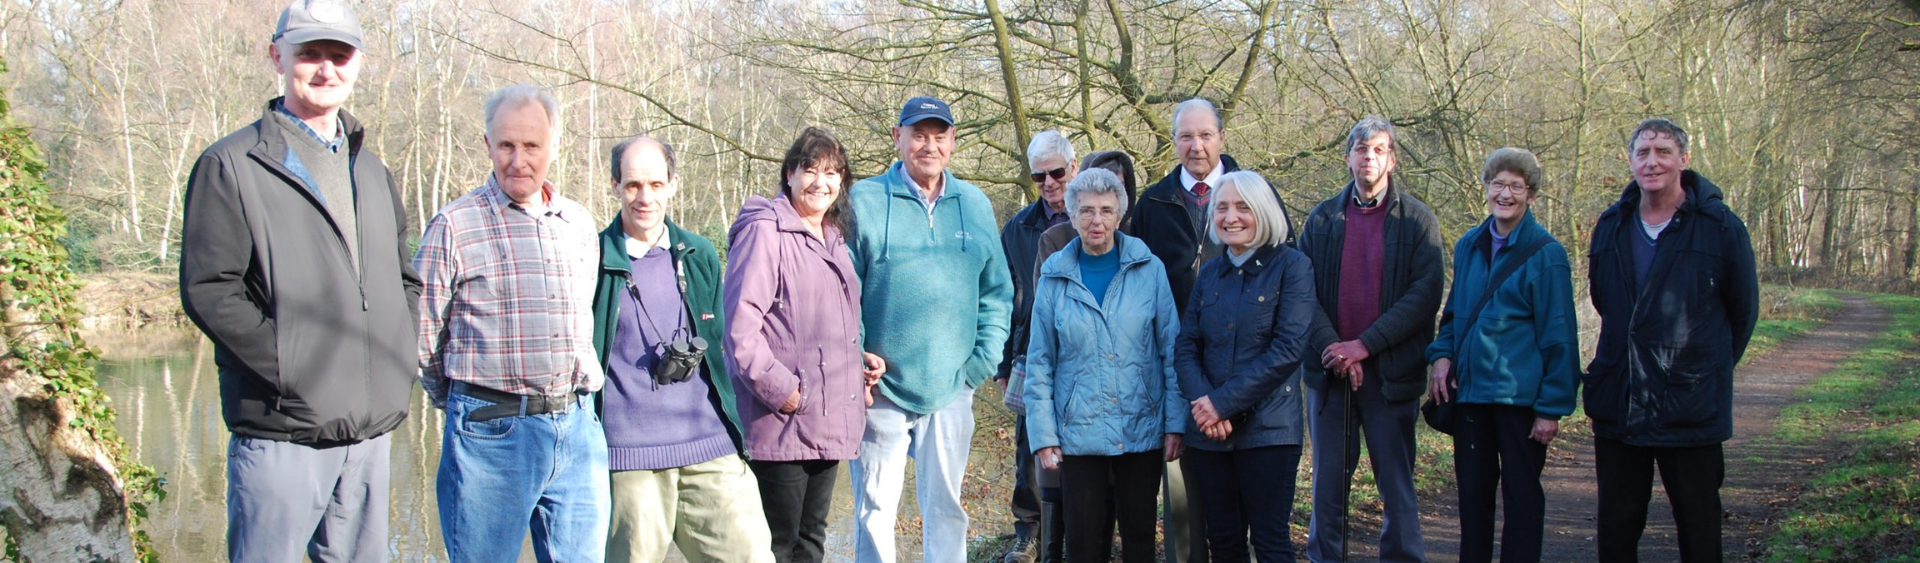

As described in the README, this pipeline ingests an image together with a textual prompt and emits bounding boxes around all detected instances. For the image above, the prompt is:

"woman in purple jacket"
[725,127,886,563]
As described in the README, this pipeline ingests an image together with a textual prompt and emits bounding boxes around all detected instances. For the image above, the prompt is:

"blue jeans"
[437,386,611,563]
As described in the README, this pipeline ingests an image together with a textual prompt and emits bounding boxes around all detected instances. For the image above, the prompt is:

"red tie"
[1193,181,1210,198]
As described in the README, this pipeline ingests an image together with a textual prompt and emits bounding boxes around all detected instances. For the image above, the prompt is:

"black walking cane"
[1341,373,1353,563]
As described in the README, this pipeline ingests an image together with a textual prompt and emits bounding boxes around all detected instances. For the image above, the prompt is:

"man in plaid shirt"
[414,84,611,563]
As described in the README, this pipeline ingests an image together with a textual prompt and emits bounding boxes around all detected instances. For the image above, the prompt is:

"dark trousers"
[1013,415,1043,539]
[1062,450,1164,563]
[1453,404,1547,563]
[1306,374,1426,563]
[750,459,839,563]
[1594,436,1725,563]
[1184,445,1302,563]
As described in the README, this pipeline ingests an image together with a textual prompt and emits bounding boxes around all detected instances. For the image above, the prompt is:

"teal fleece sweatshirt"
[847,162,1014,414]
[1425,211,1580,418]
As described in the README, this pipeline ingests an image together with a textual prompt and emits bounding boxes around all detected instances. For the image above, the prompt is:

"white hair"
[483,84,562,144]
[1065,168,1129,219]
[1208,171,1290,249]
[1027,130,1076,169]
[1170,98,1223,138]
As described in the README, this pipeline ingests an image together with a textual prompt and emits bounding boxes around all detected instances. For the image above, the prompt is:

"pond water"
[92,329,931,562]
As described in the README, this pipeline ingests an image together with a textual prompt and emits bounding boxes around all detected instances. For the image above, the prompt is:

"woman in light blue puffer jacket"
[1023,168,1185,563]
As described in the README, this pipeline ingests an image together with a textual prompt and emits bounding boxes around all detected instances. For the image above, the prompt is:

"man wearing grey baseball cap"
[179,1,417,562]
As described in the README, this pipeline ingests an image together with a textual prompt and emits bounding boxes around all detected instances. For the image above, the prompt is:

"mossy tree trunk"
[0,57,158,562]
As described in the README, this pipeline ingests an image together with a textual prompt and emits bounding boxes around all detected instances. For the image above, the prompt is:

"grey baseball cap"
[273,0,365,50]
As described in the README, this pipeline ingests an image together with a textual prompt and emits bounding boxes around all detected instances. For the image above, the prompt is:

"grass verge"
[1396,285,1839,513]
[963,284,1846,561]
[1761,293,1920,562]
[1746,285,1842,361]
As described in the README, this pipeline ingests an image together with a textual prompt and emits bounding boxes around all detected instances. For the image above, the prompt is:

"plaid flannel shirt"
[414,175,603,407]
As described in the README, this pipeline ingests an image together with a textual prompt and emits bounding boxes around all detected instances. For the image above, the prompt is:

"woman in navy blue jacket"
[1173,171,1315,562]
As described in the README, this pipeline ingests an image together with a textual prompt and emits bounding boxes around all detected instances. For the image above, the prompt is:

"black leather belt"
[452,381,581,422]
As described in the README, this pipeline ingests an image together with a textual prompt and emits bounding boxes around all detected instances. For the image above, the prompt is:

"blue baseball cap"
[897,96,955,127]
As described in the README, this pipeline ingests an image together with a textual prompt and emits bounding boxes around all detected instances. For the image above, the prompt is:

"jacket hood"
[1040,231,1154,279]
[728,194,817,240]
[1613,169,1723,215]
[881,161,964,201]
[865,161,982,260]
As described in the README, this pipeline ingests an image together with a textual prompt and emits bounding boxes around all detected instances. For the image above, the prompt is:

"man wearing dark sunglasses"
[994,129,1078,563]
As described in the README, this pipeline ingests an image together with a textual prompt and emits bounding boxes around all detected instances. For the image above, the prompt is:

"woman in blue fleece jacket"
[1425,147,1580,563]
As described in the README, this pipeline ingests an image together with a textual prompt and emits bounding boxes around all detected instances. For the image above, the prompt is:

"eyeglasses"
[1030,167,1068,183]
[1351,143,1393,158]
[1486,180,1530,196]
[1177,130,1220,144]
[1074,206,1120,220]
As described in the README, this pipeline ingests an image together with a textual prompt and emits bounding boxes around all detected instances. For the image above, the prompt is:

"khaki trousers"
[608,454,775,563]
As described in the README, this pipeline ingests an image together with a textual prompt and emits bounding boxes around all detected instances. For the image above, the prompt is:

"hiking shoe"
[1003,536,1037,563]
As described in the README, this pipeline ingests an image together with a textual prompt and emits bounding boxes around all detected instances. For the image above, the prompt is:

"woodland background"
[3,0,1918,284]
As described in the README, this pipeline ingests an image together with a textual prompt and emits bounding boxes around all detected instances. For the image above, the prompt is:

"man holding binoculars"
[588,136,771,562]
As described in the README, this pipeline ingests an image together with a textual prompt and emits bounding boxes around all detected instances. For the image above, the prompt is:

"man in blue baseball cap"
[844,96,1014,563]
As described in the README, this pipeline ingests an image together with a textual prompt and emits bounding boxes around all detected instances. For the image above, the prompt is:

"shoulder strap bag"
[1423,235,1554,435]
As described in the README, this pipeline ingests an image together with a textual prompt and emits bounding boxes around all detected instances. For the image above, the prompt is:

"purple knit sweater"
[1337,197,1388,342]
[601,246,735,471]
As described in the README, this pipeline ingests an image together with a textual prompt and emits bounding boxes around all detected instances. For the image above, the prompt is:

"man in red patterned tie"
[1120,97,1242,563]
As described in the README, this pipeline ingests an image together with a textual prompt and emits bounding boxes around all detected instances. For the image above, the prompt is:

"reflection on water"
[94,330,895,562]
[96,329,452,561]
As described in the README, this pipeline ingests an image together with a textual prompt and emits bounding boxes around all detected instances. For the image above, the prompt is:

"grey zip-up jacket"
[180,99,421,445]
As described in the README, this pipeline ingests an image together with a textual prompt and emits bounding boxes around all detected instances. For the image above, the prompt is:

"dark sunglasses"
[1030,167,1068,183]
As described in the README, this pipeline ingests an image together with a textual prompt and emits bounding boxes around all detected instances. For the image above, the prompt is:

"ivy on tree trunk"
[0,57,163,563]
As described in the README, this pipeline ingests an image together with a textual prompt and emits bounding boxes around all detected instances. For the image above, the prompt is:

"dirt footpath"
[1380,293,1890,563]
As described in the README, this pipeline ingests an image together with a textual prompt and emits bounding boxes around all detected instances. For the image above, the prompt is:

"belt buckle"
[544,392,578,415]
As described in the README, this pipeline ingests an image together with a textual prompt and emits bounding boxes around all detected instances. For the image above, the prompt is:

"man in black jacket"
[1126,99,1240,314]
[1585,118,1757,563]
[1123,97,1241,563]
[996,130,1077,563]
[178,2,420,561]
[1296,116,1445,563]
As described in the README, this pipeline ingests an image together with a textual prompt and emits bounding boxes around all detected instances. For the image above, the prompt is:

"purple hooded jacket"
[724,194,866,461]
